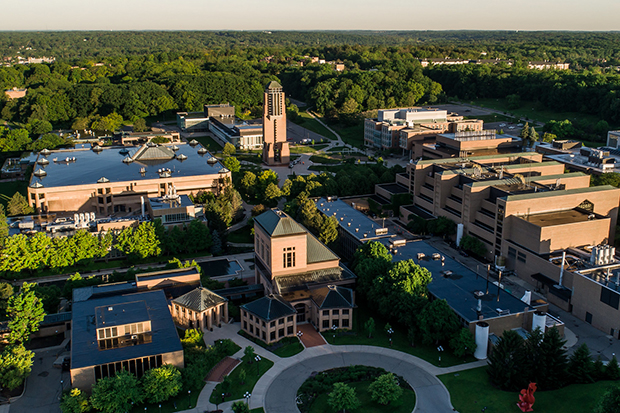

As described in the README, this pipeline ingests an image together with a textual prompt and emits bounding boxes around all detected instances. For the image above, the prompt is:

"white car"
[508,126,515,130]
[499,123,506,127]
[517,123,523,127]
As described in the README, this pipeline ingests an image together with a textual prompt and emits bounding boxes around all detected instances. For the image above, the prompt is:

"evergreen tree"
[0,204,8,247]
[538,327,568,390]
[606,355,620,381]
[595,385,620,413]
[529,125,539,142]
[7,192,33,216]
[594,357,607,381]
[211,230,222,255]
[365,317,375,338]
[568,343,595,384]
[520,327,544,390]
[318,216,338,245]
[487,330,525,391]
[449,328,477,358]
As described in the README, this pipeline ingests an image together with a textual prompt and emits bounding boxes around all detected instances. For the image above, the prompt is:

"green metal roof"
[468,172,587,188]
[307,233,339,263]
[241,295,295,321]
[172,287,227,312]
[501,161,561,169]
[254,209,307,237]
[266,80,283,90]
[504,185,619,201]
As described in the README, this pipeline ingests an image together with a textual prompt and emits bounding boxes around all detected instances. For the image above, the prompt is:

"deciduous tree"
[142,364,182,403]
[7,282,45,344]
[90,370,143,413]
[369,373,403,405]
[328,382,360,413]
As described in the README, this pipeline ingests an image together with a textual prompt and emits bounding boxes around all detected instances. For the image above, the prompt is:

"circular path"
[262,348,455,413]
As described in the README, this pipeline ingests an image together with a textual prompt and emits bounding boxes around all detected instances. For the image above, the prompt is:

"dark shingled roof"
[311,285,354,309]
[172,287,227,312]
[241,295,296,321]
[254,209,306,237]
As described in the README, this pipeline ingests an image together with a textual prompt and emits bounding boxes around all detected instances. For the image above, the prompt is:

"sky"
[4,0,620,31]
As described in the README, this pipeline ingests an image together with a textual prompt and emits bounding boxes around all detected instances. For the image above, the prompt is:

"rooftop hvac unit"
[496,308,510,316]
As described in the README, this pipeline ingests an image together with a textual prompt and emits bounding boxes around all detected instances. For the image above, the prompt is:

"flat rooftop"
[30,144,225,188]
[71,289,181,369]
[519,208,602,227]
[148,194,194,210]
[377,183,409,194]
[387,240,539,322]
[316,198,394,242]
[95,300,149,328]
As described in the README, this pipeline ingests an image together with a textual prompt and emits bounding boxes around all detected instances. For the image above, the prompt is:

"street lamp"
[332,325,337,343]
[187,390,191,408]
[222,392,225,403]
[255,354,261,376]
[244,391,252,406]
[159,404,161,413]
[437,345,444,366]
[297,330,303,339]
[387,328,394,347]
[58,379,64,400]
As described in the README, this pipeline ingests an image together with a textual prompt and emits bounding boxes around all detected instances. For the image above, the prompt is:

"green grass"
[192,135,223,151]
[439,366,614,413]
[0,179,29,208]
[464,114,515,123]
[209,355,274,404]
[289,144,329,154]
[130,392,199,413]
[228,225,253,244]
[332,122,364,148]
[250,409,265,413]
[307,380,416,413]
[290,112,339,141]
[309,155,341,165]
[322,302,474,368]
[469,98,608,127]
[237,154,263,164]
[273,341,304,357]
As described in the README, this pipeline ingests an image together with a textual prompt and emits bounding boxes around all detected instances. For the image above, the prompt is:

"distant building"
[4,87,27,99]
[262,81,290,165]
[607,131,620,148]
[527,61,570,70]
[176,112,210,132]
[115,131,180,146]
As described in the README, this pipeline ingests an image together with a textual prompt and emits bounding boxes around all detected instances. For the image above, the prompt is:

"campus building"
[240,209,356,343]
[27,143,231,216]
[70,284,184,391]
[363,107,486,153]
[262,81,290,165]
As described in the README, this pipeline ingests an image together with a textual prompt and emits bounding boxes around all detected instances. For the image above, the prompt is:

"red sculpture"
[517,382,537,412]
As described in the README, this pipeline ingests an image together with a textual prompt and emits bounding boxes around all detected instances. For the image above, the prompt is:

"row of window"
[94,355,163,381]
[246,313,294,327]
[163,213,190,223]
[97,322,147,341]
[283,247,296,268]
[244,321,294,341]
[323,318,349,329]
[322,309,349,317]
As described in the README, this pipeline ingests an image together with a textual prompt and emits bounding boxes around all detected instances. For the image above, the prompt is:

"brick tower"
[262,81,290,165]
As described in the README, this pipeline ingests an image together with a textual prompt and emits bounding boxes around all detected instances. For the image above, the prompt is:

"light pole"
[187,390,191,408]
[332,325,337,343]
[59,379,64,400]
[437,345,444,366]
[221,392,225,404]
[159,404,161,413]
[255,354,261,376]
[387,327,394,347]
[244,391,252,406]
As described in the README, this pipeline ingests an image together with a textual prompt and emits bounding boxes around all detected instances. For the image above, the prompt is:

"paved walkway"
[184,322,486,413]
[297,324,326,348]
[206,357,240,382]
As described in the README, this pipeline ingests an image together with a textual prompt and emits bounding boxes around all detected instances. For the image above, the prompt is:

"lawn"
[439,366,614,413]
[289,144,329,154]
[290,111,339,141]
[307,381,416,413]
[0,179,29,207]
[192,135,223,152]
[228,225,253,244]
[332,122,364,148]
[469,98,609,127]
[309,155,341,165]
[209,355,275,404]
[238,331,304,358]
[322,302,475,368]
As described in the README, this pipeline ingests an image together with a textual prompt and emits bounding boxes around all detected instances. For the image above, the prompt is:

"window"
[585,312,593,324]
[333,319,339,328]
[270,321,276,328]
[322,310,329,316]
[249,325,254,334]
[279,319,284,325]
[262,331,266,340]
[270,331,276,341]
[322,320,330,329]
[287,326,293,335]
[601,287,620,310]
[283,247,296,268]
[342,309,349,315]
[517,252,526,263]
[508,247,516,259]
[163,213,190,223]
[243,321,247,330]
[279,328,284,338]
[332,309,340,316]
[249,314,253,321]
[287,316,294,322]
[342,319,350,328]
[262,321,266,327]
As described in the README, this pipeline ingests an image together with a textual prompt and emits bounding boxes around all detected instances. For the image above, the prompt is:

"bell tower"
[262,81,290,165]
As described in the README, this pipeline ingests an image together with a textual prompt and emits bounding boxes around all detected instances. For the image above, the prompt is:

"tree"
[459,234,487,257]
[244,346,255,362]
[231,401,250,413]
[223,143,236,156]
[116,221,161,260]
[595,385,620,413]
[606,355,620,380]
[0,344,35,391]
[90,370,143,413]
[418,299,460,345]
[7,282,46,344]
[568,343,594,384]
[319,216,338,245]
[369,373,403,405]
[487,330,525,391]
[60,388,90,413]
[542,132,557,143]
[7,192,33,216]
[0,281,13,311]
[529,126,539,142]
[328,382,360,413]
[223,156,241,173]
[141,364,182,403]
[365,317,375,338]
[239,369,247,385]
[450,328,476,358]
[211,230,222,255]
[264,182,282,205]
[0,204,8,247]
[538,327,568,390]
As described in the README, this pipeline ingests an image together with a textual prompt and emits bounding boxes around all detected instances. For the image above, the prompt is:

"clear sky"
[4,0,620,31]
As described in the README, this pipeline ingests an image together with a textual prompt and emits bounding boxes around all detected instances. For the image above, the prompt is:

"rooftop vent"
[496,308,510,316]
[97,177,110,183]
[473,290,485,298]
[40,148,51,156]
[122,156,133,163]
[37,158,49,165]
[207,157,218,164]
[171,145,179,151]
[197,147,208,155]
[176,154,187,161]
